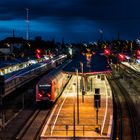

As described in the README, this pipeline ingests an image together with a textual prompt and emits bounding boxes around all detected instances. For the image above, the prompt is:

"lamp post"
[75,68,79,124]
[80,62,84,103]
[73,103,76,139]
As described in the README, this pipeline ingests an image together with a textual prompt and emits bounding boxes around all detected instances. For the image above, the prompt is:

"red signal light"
[118,53,125,61]
[136,50,140,59]
[104,49,110,56]
[137,50,140,55]
[35,49,42,59]
[36,49,41,54]
[36,54,41,59]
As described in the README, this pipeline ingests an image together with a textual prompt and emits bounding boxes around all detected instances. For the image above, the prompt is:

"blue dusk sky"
[0,0,140,42]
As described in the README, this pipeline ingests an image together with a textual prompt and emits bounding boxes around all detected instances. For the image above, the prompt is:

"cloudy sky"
[0,0,140,42]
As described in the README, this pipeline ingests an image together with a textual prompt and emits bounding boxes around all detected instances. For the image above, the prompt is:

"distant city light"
[30,60,37,64]
[136,38,140,46]
[125,56,130,59]
[44,56,49,60]
[136,59,140,63]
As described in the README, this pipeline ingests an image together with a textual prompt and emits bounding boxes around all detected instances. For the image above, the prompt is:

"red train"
[36,64,70,103]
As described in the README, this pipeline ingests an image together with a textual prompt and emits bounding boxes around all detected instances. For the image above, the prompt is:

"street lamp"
[75,68,79,124]
[80,62,85,103]
[73,103,76,139]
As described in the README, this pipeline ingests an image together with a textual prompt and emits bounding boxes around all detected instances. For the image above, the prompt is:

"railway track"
[0,102,52,139]
[108,75,139,140]
[15,107,51,140]
[119,63,140,82]
[0,75,72,139]
[0,60,70,130]
[15,75,74,140]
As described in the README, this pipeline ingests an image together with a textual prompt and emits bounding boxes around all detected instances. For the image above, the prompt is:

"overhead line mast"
[26,8,29,40]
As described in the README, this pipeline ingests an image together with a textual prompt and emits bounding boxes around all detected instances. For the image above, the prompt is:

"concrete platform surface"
[41,75,113,140]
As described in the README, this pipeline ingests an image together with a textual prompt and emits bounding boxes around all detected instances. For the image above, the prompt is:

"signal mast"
[26,8,29,40]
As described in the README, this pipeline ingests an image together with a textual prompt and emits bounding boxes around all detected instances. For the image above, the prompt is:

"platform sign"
[94,88,101,108]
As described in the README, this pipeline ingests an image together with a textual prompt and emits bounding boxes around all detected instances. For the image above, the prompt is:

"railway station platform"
[122,61,140,72]
[40,75,113,140]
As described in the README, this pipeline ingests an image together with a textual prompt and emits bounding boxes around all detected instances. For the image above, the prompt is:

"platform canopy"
[63,53,112,75]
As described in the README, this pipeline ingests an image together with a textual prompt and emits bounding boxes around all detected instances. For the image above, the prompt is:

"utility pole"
[26,8,29,40]
[96,100,99,125]
[73,103,76,139]
[76,69,79,124]
[80,62,84,103]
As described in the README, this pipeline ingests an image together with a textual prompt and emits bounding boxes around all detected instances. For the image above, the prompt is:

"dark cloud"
[0,0,140,20]
[0,0,140,41]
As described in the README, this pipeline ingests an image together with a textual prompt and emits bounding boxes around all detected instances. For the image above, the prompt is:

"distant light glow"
[44,56,49,60]
[125,56,130,59]
[136,59,140,63]
[30,60,37,64]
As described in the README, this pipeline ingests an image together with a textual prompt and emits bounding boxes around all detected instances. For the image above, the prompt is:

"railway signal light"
[118,53,125,61]
[104,49,110,56]
[36,49,41,54]
[35,49,42,59]
[136,49,140,59]
[94,88,101,108]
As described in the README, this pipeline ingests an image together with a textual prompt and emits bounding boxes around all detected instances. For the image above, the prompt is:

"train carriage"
[1,55,67,97]
[36,62,70,103]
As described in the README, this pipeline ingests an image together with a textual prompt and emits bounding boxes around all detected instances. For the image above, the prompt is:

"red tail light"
[48,94,51,97]
[38,93,43,98]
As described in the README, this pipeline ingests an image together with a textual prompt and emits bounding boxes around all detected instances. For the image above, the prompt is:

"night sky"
[0,0,140,42]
